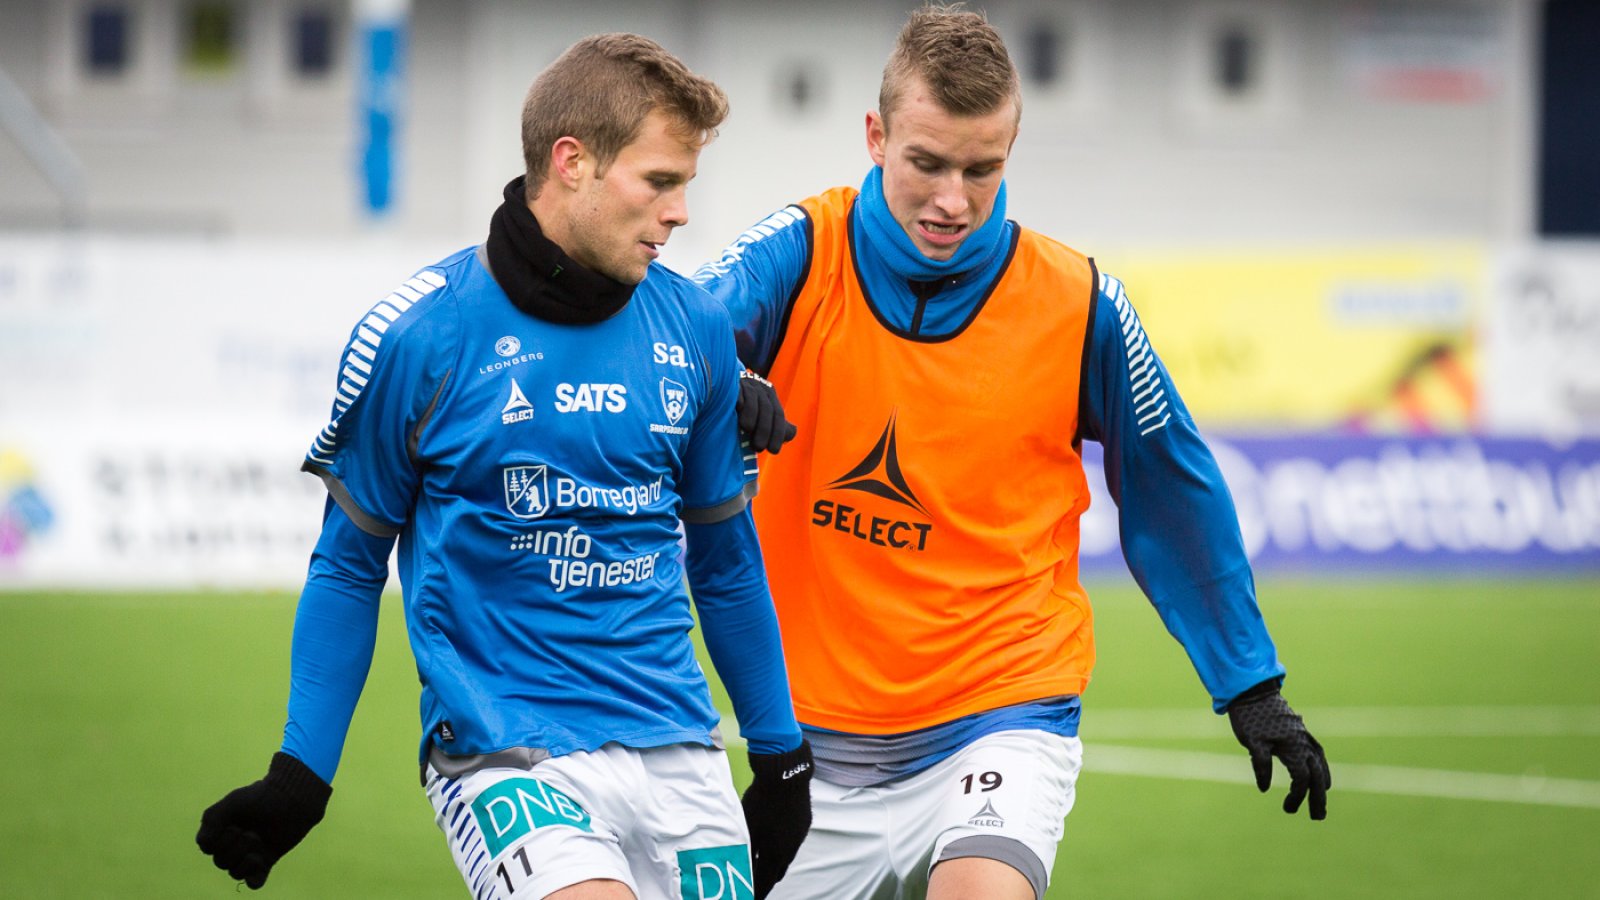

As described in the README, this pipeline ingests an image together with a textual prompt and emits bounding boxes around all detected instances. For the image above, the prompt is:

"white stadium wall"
[2,0,1594,585]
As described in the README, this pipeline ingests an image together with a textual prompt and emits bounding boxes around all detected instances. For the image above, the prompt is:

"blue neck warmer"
[858,165,1009,281]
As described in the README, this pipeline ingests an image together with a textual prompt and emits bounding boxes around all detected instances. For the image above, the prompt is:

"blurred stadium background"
[1,0,1596,897]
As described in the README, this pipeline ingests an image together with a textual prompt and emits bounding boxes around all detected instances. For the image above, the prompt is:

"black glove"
[1227,679,1332,820]
[197,752,332,889]
[737,369,798,454]
[741,741,814,899]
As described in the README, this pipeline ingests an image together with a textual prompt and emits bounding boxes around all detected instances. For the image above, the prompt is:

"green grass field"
[2,576,1596,899]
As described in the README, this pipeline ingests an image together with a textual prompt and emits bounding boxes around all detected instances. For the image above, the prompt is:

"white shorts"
[768,729,1082,900]
[423,743,754,900]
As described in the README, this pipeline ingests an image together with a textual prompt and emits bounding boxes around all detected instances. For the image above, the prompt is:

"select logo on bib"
[678,845,754,900]
[471,777,592,858]
[811,411,933,551]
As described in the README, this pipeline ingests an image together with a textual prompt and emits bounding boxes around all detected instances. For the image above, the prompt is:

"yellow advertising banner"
[1106,246,1485,433]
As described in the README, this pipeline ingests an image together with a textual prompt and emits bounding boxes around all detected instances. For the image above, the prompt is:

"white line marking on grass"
[1089,744,1600,809]
[1086,706,1600,738]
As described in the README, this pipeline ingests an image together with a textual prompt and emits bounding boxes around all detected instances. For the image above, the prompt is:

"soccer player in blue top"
[197,34,811,900]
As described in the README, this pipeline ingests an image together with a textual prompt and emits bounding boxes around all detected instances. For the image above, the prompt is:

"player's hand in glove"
[1227,679,1331,820]
[197,752,332,889]
[741,740,814,899]
[737,369,798,454]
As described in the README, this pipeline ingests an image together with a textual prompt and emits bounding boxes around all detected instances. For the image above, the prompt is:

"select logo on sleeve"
[471,778,593,858]
[678,845,755,900]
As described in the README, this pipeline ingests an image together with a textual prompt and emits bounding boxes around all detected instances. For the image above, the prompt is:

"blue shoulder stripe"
[692,205,807,283]
[306,269,447,466]
[1102,273,1171,436]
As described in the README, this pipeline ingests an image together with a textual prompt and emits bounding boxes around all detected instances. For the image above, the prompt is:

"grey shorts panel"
[936,834,1048,900]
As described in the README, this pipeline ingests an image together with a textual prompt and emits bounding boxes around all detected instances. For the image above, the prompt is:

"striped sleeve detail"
[1104,273,1171,437]
[306,269,447,467]
[739,440,759,478]
[692,205,806,282]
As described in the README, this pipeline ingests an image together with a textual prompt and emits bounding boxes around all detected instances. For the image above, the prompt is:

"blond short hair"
[879,4,1021,128]
[521,33,729,197]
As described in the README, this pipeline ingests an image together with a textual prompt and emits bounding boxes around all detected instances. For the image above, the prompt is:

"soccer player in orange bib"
[695,6,1330,899]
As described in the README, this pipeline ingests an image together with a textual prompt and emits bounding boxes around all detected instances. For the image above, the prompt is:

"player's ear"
[866,111,888,167]
[548,136,588,190]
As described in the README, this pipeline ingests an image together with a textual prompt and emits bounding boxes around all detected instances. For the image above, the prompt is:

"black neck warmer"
[483,176,636,324]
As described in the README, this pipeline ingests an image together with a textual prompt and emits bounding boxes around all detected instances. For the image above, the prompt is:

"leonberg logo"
[812,412,933,551]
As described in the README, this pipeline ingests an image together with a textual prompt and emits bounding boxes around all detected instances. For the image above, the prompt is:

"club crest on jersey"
[504,465,550,519]
[661,378,688,424]
[650,377,690,435]
[501,379,535,425]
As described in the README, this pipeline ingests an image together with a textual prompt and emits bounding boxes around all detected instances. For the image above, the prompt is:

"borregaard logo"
[811,412,933,551]
[504,465,550,519]
[501,379,535,425]
[502,465,665,521]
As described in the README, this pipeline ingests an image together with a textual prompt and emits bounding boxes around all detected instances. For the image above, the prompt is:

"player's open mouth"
[641,241,662,258]
[919,222,966,245]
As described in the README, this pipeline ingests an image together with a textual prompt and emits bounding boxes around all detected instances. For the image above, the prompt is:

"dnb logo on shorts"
[504,465,549,518]
[678,845,754,900]
[471,777,592,857]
